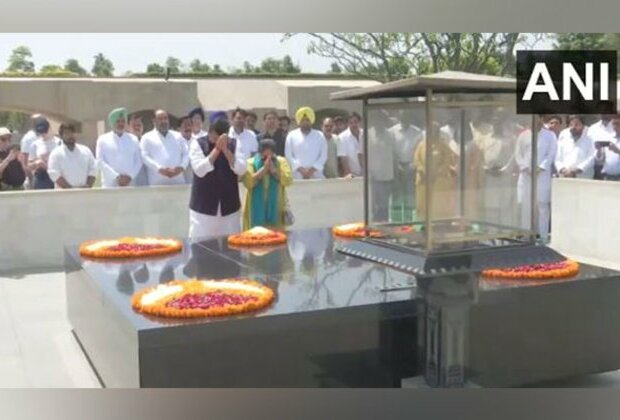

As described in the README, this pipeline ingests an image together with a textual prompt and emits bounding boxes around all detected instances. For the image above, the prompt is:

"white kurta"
[285,128,328,180]
[191,129,208,141]
[587,120,615,142]
[228,127,258,161]
[337,128,363,176]
[555,131,595,179]
[515,128,557,237]
[187,137,247,241]
[389,123,422,165]
[95,131,143,188]
[28,137,60,162]
[602,134,620,176]
[367,127,395,182]
[20,130,38,155]
[47,143,97,187]
[140,129,189,186]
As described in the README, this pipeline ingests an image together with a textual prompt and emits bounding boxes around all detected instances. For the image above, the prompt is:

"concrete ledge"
[551,178,620,267]
[0,178,363,274]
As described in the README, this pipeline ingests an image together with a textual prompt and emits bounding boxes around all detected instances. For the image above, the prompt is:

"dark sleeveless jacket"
[189,136,241,216]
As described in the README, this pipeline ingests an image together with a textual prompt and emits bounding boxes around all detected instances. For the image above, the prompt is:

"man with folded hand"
[188,118,247,241]
[140,109,189,186]
[96,107,143,188]
[285,106,327,180]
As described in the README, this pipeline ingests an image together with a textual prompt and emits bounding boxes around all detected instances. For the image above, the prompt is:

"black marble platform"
[65,228,620,388]
[65,229,419,387]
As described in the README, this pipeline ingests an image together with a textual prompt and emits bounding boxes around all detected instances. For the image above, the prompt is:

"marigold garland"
[132,279,275,318]
[482,259,580,280]
[227,226,287,247]
[332,222,384,238]
[79,237,183,259]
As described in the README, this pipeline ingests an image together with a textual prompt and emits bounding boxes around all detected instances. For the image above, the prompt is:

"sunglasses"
[0,137,11,143]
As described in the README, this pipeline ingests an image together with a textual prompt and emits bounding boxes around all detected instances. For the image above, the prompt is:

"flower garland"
[332,222,384,238]
[227,226,287,247]
[482,259,580,280]
[132,279,275,318]
[79,237,183,259]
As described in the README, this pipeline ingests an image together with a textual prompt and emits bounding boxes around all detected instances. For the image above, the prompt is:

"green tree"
[286,33,541,81]
[165,57,183,74]
[554,33,620,62]
[259,55,301,73]
[39,64,63,73]
[189,59,211,73]
[0,112,29,133]
[329,62,342,74]
[554,33,608,50]
[146,63,166,74]
[92,53,114,77]
[6,46,35,73]
[64,59,88,76]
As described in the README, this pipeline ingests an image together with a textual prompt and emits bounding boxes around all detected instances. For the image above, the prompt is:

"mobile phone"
[595,141,611,148]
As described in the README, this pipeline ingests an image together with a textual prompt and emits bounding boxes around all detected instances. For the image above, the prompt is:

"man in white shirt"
[368,112,397,222]
[48,123,96,189]
[178,115,195,183]
[20,113,43,188]
[285,106,327,180]
[95,107,143,188]
[189,107,208,140]
[140,110,189,186]
[188,118,247,241]
[127,113,149,187]
[555,115,595,179]
[589,114,616,180]
[515,115,558,240]
[229,107,258,161]
[599,115,620,181]
[337,112,364,178]
[389,112,422,219]
[27,117,61,190]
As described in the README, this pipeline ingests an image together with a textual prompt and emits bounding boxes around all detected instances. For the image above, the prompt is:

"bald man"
[285,106,327,180]
[140,109,189,186]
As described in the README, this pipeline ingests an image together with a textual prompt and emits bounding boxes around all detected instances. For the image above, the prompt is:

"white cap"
[0,127,12,137]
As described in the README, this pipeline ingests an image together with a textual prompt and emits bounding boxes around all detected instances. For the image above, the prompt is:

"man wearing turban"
[95,107,144,188]
[285,106,327,180]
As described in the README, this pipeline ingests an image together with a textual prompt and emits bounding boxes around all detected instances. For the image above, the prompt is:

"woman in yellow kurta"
[242,138,293,230]
[414,125,458,220]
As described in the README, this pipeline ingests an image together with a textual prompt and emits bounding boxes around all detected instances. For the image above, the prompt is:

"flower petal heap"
[80,237,183,259]
[132,279,275,318]
[227,226,287,247]
[332,222,383,238]
[482,259,580,280]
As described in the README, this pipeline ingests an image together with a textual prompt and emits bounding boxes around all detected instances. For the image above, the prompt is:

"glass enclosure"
[364,93,536,253]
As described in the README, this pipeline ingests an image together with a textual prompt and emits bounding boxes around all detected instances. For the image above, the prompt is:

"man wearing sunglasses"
[0,127,26,191]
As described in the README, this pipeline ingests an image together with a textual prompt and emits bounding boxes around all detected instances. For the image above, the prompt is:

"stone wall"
[0,178,363,273]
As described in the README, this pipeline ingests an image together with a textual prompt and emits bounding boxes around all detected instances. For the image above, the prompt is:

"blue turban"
[188,107,205,122]
[209,111,228,125]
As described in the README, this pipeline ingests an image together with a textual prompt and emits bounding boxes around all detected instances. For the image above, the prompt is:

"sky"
[0,33,554,76]
[0,33,334,75]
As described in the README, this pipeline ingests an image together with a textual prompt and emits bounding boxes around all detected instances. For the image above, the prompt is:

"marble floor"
[1,271,620,388]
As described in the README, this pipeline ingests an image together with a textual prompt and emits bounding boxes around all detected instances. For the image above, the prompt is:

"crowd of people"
[0,105,365,239]
[2,103,619,242]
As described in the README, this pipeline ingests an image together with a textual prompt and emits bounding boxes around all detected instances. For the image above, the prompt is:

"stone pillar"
[417,274,479,387]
